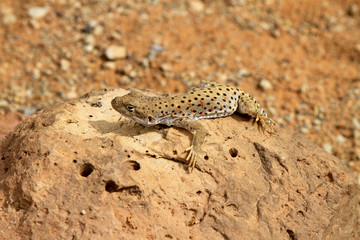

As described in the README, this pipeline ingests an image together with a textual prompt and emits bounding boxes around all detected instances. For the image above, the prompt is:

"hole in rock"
[105,180,119,193]
[204,155,209,160]
[80,163,94,177]
[229,148,238,158]
[126,161,140,171]
[286,229,295,240]
[73,159,77,163]
[326,172,334,182]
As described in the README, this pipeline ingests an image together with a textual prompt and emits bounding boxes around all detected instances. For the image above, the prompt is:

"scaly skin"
[111,81,275,172]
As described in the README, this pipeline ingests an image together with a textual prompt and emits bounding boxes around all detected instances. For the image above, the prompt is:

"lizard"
[111,81,275,172]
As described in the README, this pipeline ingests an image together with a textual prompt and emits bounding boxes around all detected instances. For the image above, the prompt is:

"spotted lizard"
[111,81,275,172]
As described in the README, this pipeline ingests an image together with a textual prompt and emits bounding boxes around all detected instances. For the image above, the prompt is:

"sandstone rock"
[0,88,359,239]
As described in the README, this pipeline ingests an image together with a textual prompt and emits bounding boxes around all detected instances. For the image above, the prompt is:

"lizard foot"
[185,146,198,172]
[255,114,276,133]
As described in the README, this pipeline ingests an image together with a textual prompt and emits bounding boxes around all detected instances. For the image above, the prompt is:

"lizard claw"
[256,114,276,133]
[185,146,198,172]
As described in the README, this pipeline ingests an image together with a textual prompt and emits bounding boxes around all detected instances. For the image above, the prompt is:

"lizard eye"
[126,105,135,112]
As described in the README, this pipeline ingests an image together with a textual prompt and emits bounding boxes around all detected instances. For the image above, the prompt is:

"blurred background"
[0,0,359,181]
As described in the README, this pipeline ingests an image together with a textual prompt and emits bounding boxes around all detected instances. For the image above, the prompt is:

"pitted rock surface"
[0,88,359,240]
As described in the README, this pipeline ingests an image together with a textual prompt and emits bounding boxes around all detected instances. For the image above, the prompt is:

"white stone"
[103,62,116,70]
[188,0,205,12]
[336,134,347,145]
[259,79,273,90]
[28,7,50,19]
[322,143,333,154]
[60,59,70,72]
[105,45,127,60]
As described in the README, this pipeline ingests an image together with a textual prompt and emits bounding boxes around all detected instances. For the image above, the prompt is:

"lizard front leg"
[174,120,206,172]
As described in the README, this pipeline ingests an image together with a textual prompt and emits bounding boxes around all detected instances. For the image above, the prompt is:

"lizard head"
[111,90,157,126]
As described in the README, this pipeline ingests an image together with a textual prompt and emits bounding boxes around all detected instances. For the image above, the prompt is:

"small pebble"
[300,127,309,134]
[84,44,94,53]
[60,59,70,72]
[336,134,347,145]
[237,69,251,78]
[105,45,127,60]
[1,6,17,25]
[188,0,205,13]
[88,20,97,28]
[23,108,37,115]
[29,19,40,29]
[129,70,137,78]
[312,119,322,126]
[259,79,273,91]
[32,68,41,80]
[284,114,293,122]
[151,44,164,52]
[118,76,131,85]
[80,210,86,215]
[141,58,150,68]
[102,61,116,70]
[353,118,360,130]
[322,143,333,154]
[94,25,104,35]
[84,35,96,46]
[160,63,172,72]
[347,4,358,16]
[0,99,9,108]
[300,83,309,93]
[270,29,281,38]
[28,7,50,19]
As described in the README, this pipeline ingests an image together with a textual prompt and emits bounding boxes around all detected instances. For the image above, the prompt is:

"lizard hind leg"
[237,95,275,133]
[255,113,275,133]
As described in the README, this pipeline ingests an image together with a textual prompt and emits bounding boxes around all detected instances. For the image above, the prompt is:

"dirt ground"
[0,0,359,182]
